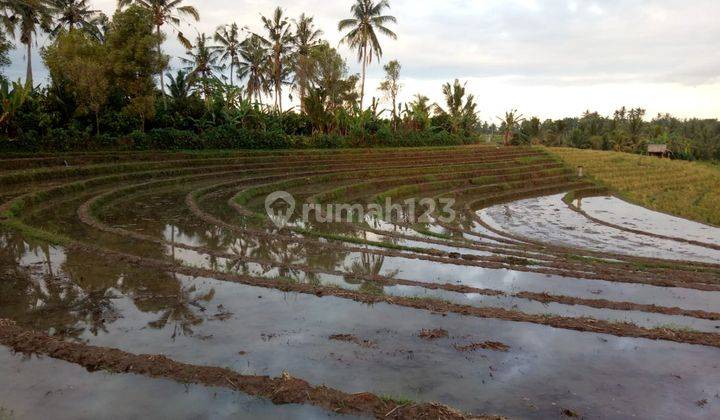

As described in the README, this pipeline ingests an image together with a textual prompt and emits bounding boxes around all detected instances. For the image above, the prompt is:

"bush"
[2,120,478,152]
[147,128,200,150]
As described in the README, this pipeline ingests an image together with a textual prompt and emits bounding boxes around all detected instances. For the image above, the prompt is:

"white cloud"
[588,3,603,15]
[5,0,719,120]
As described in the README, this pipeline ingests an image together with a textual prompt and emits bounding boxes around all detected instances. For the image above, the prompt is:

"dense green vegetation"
[0,0,479,151]
[0,0,716,157]
[509,109,720,161]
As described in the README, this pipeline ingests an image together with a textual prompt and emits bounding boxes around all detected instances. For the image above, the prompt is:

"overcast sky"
[5,0,720,121]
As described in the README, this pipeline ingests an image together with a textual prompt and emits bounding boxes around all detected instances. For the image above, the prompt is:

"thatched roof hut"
[647,144,670,157]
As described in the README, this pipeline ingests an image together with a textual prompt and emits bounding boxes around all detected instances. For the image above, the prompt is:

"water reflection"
[0,230,217,341]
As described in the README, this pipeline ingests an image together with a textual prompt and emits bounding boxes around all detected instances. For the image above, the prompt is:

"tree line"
[495,108,720,161]
[0,0,716,159]
[0,0,482,150]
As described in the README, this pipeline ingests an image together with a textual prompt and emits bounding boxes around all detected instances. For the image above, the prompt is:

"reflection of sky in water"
[0,347,338,419]
[480,193,720,264]
[582,195,720,246]
[341,252,720,312]
[59,274,720,419]
[3,231,720,417]
[144,221,720,313]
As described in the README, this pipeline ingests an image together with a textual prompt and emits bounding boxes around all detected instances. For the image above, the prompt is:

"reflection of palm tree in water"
[224,236,258,274]
[197,225,237,270]
[147,281,216,340]
[344,253,399,295]
[0,232,57,276]
[0,233,117,336]
[0,232,30,265]
[1,269,118,337]
[247,236,305,279]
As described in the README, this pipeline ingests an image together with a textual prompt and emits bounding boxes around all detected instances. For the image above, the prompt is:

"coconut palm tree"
[437,79,478,135]
[166,69,191,99]
[49,0,99,36]
[117,0,200,101]
[338,0,397,110]
[403,93,431,131]
[259,7,294,111]
[292,13,322,113]
[237,33,269,104]
[214,22,241,87]
[499,109,525,146]
[180,33,223,101]
[0,0,54,85]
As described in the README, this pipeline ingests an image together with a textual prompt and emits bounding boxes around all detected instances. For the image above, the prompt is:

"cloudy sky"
[6,0,720,121]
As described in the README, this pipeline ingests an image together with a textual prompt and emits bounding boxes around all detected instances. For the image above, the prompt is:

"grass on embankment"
[548,147,720,226]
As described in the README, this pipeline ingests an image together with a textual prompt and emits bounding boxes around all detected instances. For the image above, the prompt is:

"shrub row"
[0,126,476,152]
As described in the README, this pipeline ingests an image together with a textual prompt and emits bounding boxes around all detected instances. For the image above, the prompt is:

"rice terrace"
[1,0,720,419]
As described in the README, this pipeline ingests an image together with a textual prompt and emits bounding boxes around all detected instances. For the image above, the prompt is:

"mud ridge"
[0,319,498,420]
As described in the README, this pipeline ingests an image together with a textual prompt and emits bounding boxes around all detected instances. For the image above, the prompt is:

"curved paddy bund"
[1,145,720,419]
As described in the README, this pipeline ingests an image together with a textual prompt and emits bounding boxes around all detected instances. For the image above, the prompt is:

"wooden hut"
[647,144,671,158]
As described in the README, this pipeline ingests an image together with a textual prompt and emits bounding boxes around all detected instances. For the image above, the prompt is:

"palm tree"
[180,33,223,102]
[166,69,191,99]
[259,7,294,111]
[404,93,431,131]
[237,34,269,104]
[118,0,200,101]
[49,0,99,36]
[292,13,322,113]
[499,109,525,146]
[214,22,241,87]
[437,79,478,135]
[1,0,54,85]
[338,0,397,110]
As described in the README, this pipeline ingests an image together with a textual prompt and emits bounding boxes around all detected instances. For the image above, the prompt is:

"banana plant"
[0,79,31,128]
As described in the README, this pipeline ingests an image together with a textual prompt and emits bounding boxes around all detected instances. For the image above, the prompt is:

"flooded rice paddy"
[1,146,719,419]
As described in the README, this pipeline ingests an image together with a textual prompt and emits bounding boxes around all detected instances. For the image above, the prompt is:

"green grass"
[549,147,720,226]
[515,155,553,165]
[380,395,415,406]
[358,281,385,296]
[654,323,700,333]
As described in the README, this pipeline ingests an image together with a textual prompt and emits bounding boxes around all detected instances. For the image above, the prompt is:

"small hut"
[647,144,671,158]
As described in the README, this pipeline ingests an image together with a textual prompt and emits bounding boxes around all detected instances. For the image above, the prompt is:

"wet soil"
[0,319,496,420]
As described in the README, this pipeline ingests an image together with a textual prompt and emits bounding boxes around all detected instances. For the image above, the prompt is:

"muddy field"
[1,145,719,419]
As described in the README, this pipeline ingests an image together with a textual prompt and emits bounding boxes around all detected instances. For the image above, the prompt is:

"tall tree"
[43,29,109,134]
[259,7,294,111]
[49,0,99,36]
[1,0,54,85]
[237,33,268,104]
[378,59,400,128]
[214,22,241,87]
[292,13,322,113]
[338,0,397,110]
[499,109,525,146]
[308,42,350,112]
[106,4,166,130]
[437,79,478,135]
[117,0,199,101]
[180,33,223,102]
